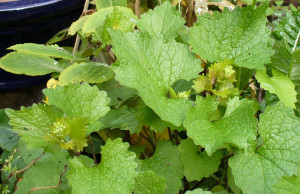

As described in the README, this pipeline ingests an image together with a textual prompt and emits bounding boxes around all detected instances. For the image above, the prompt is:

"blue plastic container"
[0,0,85,89]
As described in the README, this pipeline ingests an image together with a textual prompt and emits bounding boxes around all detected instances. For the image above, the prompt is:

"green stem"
[292,30,300,52]
[235,67,242,90]
[251,0,257,8]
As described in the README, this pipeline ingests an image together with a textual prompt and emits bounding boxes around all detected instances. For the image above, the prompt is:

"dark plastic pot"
[0,0,85,89]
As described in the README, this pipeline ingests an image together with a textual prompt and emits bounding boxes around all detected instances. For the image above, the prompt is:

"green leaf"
[99,107,139,134]
[0,109,9,126]
[227,166,241,194]
[46,28,69,45]
[82,7,137,35]
[137,1,185,42]
[190,4,274,69]
[133,171,166,194]
[43,82,110,123]
[95,0,127,10]
[67,138,138,194]
[183,96,258,156]
[178,138,223,182]
[5,104,64,151]
[241,0,270,4]
[273,10,300,50]
[271,41,300,86]
[14,151,68,194]
[69,15,90,35]
[256,68,297,109]
[8,43,84,61]
[229,102,300,194]
[59,62,114,85]
[136,102,184,133]
[185,188,211,194]
[0,127,19,151]
[138,141,183,194]
[45,117,90,152]
[273,164,300,194]
[109,30,202,126]
[93,7,137,45]
[270,41,300,114]
[97,78,138,108]
[0,52,63,76]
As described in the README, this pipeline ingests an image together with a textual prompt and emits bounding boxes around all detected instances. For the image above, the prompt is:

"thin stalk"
[28,165,67,194]
[235,67,242,89]
[251,0,257,8]
[2,152,45,186]
[142,126,155,149]
[186,0,194,27]
[292,30,300,52]
[88,135,97,164]
[134,0,141,18]
[191,177,206,190]
[167,127,173,143]
[72,0,90,55]
[174,130,180,145]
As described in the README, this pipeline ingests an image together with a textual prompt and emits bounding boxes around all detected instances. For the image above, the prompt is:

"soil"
[0,83,46,110]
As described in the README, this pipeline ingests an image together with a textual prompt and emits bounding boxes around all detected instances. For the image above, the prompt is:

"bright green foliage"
[184,96,258,156]
[69,15,89,35]
[0,52,63,75]
[138,141,183,194]
[227,166,241,194]
[14,152,68,194]
[273,10,300,49]
[137,1,185,42]
[0,2,298,193]
[241,0,269,4]
[82,7,137,35]
[99,107,139,134]
[273,164,300,194]
[135,102,184,132]
[192,75,212,94]
[8,43,84,61]
[270,41,300,113]
[185,188,211,194]
[178,139,223,181]
[6,83,110,152]
[271,42,300,86]
[5,104,63,151]
[190,4,274,69]
[229,102,300,194]
[43,82,110,123]
[109,30,202,126]
[0,127,19,151]
[97,79,138,108]
[95,0,127,10]
[256,68,297,108]
[59,62,114,85]
[93,7,137,46]
[67,138,138,194]
[193,61,239,98]
[45,117,90,152]
[133,171,166,194]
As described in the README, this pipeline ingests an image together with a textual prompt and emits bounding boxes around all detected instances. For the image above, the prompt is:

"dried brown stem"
[72,0,90,55]
[134,0,141,18]
[186,0,194,27]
